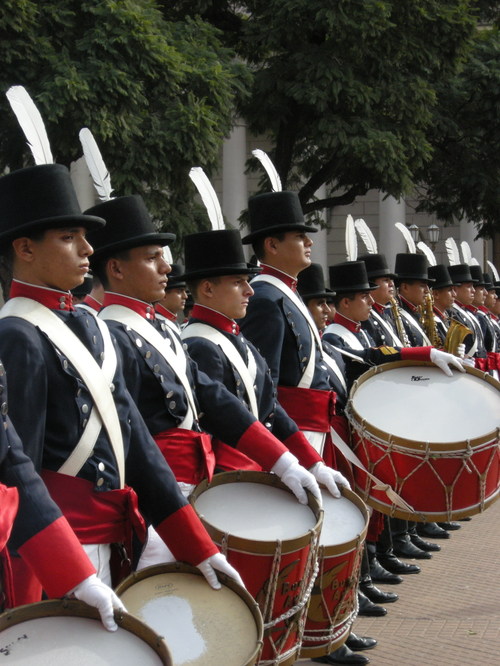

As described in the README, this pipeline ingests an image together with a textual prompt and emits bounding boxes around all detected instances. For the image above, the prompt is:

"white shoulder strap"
[0,298,124,487]
[100,305,197,429]
[158,315,186,358]
[371,310,403,347]
[324,322,365,350]
[182,322,259,418]
[399,308,432,345]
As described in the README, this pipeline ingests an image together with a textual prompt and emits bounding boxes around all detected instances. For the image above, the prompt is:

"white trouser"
[82,543,112,586]
[136,481,195,571]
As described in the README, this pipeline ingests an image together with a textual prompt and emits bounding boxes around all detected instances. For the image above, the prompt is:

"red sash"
[487,352,500,371]
[0,484,18,609]
[154,428,216,484]
[476,357,489,372]
[211,439,262,472]
[40,470,146,546]
[277,386,336,431]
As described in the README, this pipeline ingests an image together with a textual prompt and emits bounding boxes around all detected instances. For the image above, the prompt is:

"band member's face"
[372,276,394,305]
[108,244,171,303]
[267,231,313,276]
[340,291,374,322]
[307,297,332,331]
[485,289,498,311]
[473,284,487,307]
[203,274,254,320]
[399,280,429,307]
[432,286,455,311]
[12,227,93,292]
[159,286,188,316]
[454,282,475,306]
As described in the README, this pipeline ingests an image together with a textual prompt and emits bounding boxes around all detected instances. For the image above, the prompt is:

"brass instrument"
[419,292,441,348]
[444,318,474,356]
[389,297,411,347]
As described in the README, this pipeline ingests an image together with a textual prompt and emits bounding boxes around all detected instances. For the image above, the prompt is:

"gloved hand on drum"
[71,574,126,631]
[461,356,476,368]
[430,348,466,376]
[271,451,321,506]
[197,552,245,590]
[309,462,351,499]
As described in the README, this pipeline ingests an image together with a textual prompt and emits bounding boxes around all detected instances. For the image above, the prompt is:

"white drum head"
[351,366,500,443]
[194,481,316,541]
[119,571,259,666]
[320,492,366,547]
[0,615,164,665]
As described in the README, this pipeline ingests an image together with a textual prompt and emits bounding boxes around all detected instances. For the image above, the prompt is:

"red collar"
[333,311,361,333]
[191,304,239,334]
[10,280,74,311]
[260,264,297,291]
[82,295,102,312]
[399,295,418,312]
[465,304,478,313]
[155,303,178,322]
[103,292,156,320]
[477,305,489,313]
[372,302,386,314]
[433,306,448,319]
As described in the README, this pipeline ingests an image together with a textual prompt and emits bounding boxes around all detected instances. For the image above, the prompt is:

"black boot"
[377,551,421,575]
[345,633,377,651]
[409,532,441,552]
[417,522,450,539]
[359,575,399,604]
[437,521,461,531]
[357,590,387,617]
[393,533,432,559]
[312,644,371,664]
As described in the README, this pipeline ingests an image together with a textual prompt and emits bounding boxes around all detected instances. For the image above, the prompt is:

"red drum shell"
[347,362,500,521]
[190,471,323,666]
[300,488,368,659]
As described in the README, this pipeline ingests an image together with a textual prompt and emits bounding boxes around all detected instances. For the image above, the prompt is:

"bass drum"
[347,361,500,521]
[0,599,172,664]
[116,562,263,666]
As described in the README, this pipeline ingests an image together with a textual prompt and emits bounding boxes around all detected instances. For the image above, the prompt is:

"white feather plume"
[354,218,378,254]
[345,214,358,261]
[6,85,53,165]
[417,241,437,266]
[395,222,416,254]
[460,241,472,265]
[252,149,282,192]
[189,167,225,231]
[445,237,461,266]
[79,128,113,202]
[487,261,499,282]
[163,246,173,264]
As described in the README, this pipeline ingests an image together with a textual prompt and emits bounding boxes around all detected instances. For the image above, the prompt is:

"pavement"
[299,499,500,666]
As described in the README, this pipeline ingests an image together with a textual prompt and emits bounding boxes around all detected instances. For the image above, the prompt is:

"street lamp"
[408,223,440,251]
[409,224,420,243]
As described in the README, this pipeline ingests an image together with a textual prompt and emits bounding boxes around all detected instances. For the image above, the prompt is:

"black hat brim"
[89,231,175,261]
[241,223,318,244]
[332,282,379,293]
[300,288,335,300]
[395,274,435,283]
[0,213,105,245]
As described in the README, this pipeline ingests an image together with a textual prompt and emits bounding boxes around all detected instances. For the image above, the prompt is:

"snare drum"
[300,488,368,659]
[116,562,263,666]
[347,362,500,521]
[0,599,171,664]
[190,471,323,666]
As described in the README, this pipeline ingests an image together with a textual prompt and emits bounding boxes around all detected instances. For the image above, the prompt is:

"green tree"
[0,0,249,242]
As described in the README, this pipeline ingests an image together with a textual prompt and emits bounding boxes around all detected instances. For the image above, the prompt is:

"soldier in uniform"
[428,264,456,347]
[84,195,321,551]
[0,164,242,602]
[155,264,188,329]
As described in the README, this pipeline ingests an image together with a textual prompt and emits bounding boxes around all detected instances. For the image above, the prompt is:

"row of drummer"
[0,164,486,664]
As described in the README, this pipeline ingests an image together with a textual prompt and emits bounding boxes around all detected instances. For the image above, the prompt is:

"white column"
[70,157,97,211]
[222,120,247,231]
[460,218,484,267]
[378,193,406,267]
[310,184,328,275]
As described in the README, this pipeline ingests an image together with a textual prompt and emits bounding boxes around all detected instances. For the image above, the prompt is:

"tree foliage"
[0,0,250,245]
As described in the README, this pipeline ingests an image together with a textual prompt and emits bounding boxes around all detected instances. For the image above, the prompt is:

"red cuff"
[476,357,489,371]
[284,431,322,468]
[18,516,95,598]
[400,346,432,362]
[237,421,288,470]
[156,504,217,566]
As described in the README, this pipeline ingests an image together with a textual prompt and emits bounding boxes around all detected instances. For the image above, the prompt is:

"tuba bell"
[443,318,474,356]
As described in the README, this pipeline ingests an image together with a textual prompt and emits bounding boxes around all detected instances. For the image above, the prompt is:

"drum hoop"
[190,470,323,554]
[318,487,369,555]
[347,361,500,451]
[0,599,172,665]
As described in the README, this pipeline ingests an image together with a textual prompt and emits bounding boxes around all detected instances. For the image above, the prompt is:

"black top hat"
[85,195,175,262]
[469,265,485,285]
[483,272,495,290]
[0,164,105,248]
[358,253,395,279]
[297,263,334,301]
[394,254,434,282]
[183,229,261,281]
[166,264,187,289]
[448,263,474,285]
[329,261,377,293]
[242,191,318,244]
[428,264,453,289]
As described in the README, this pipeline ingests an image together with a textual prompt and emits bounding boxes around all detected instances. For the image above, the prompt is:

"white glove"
[310,462,350,499]
[430,348,466,376]
[456,343,466,359]
[462,356,476,367]
[72,574,126,632]
[197,552,245,590]
[271,451,321,505]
